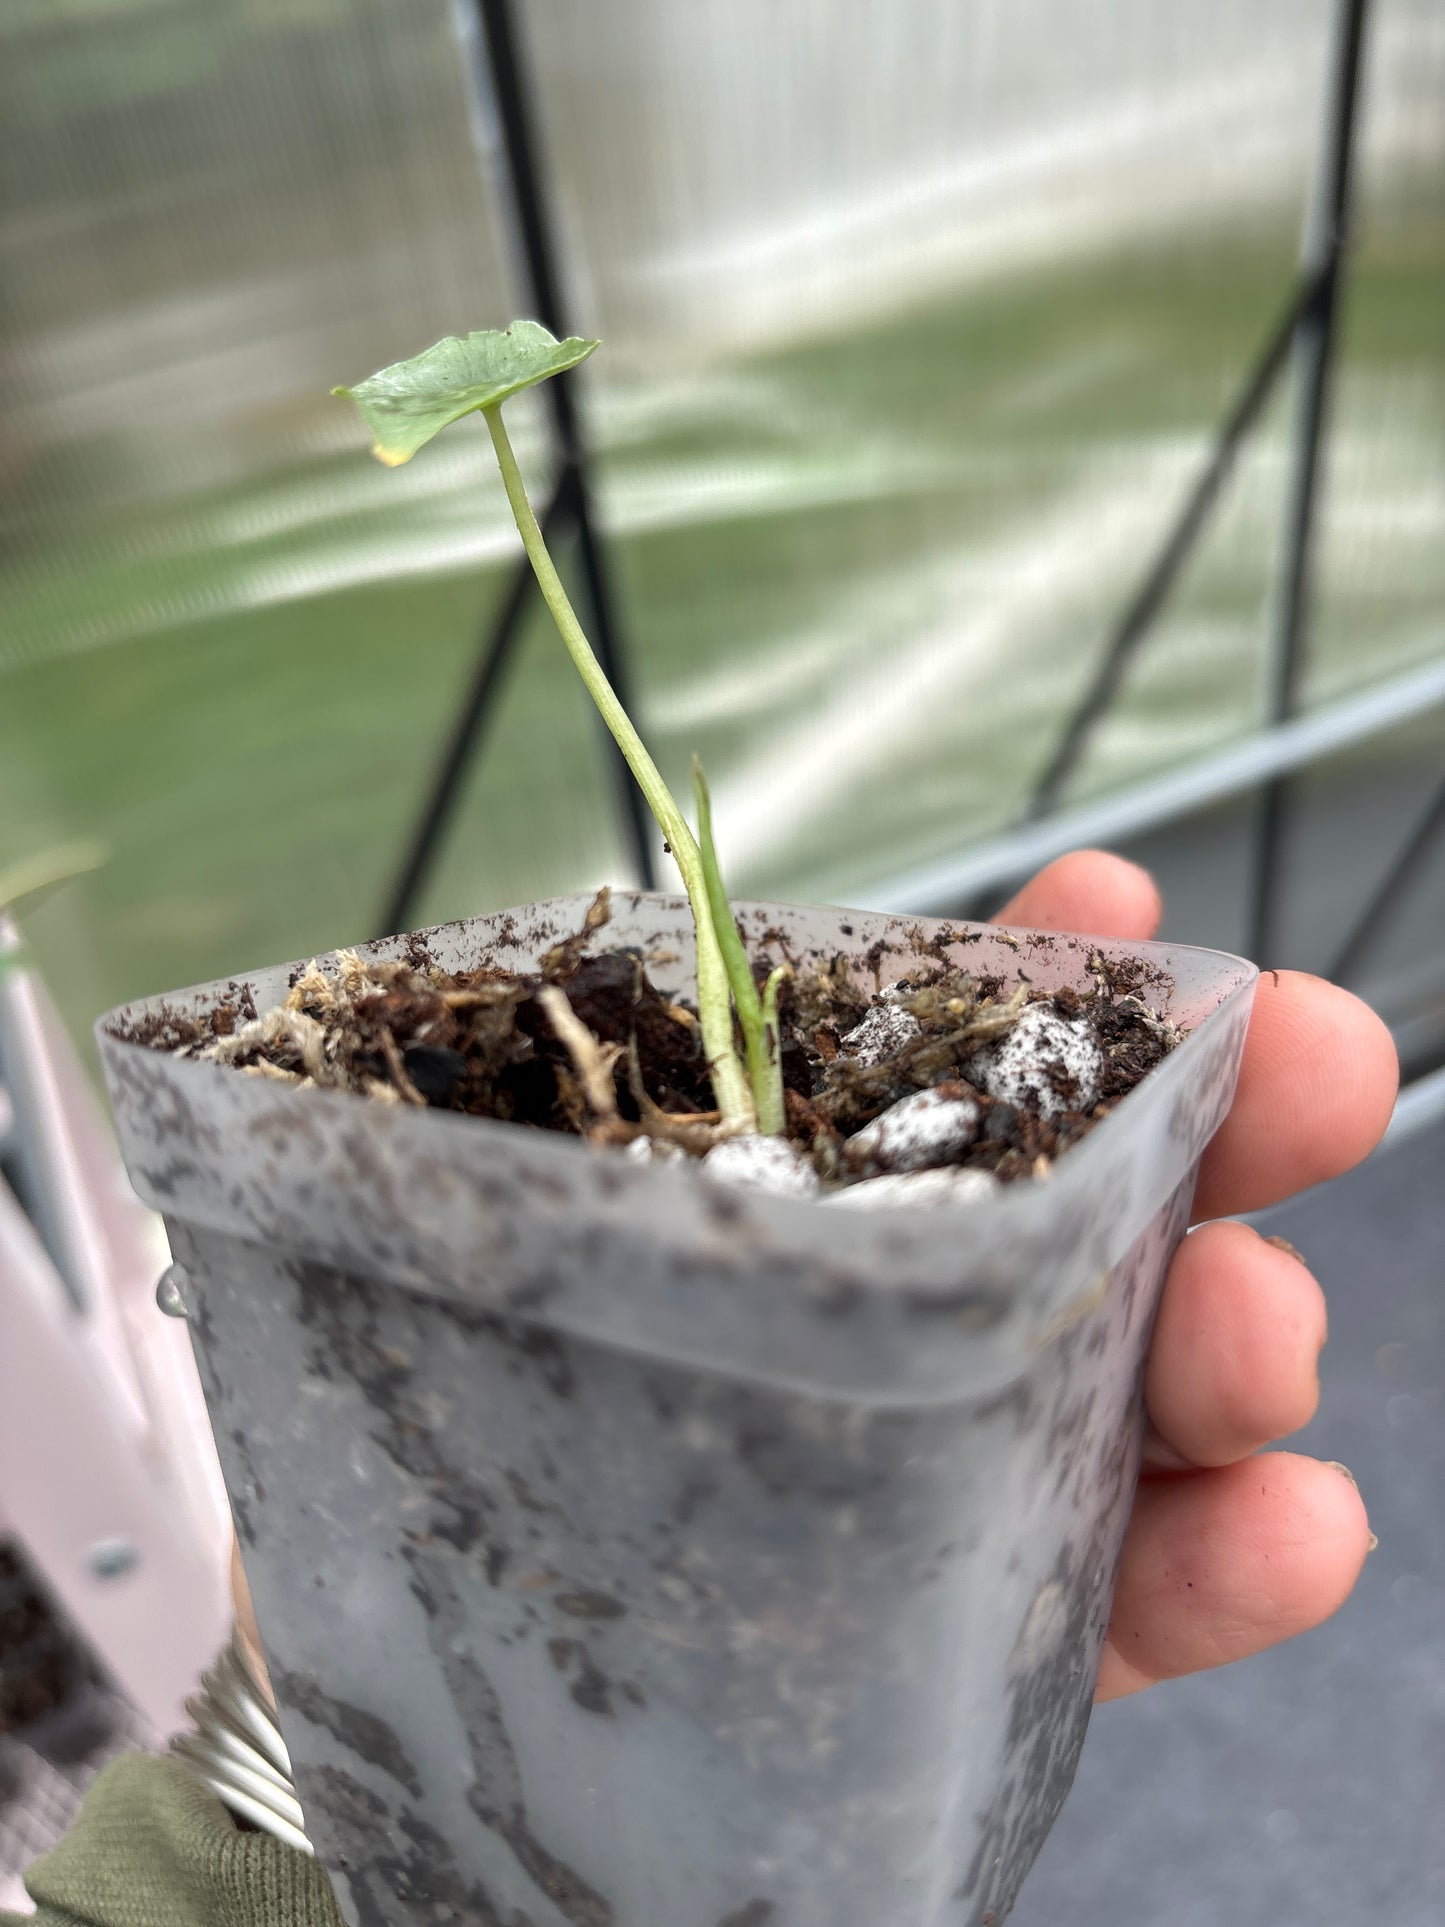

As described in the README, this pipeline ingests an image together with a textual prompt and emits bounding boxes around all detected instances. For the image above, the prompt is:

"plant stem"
[691,758,785,1136]
[483,405,754,1129]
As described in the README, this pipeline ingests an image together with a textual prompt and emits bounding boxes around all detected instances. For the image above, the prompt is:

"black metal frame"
[1246,0,1370,963]
[385,0,1441,1004]
[1030,0,1371,967]
[1023,270,1322,823]
[377,0,654,939]
[1328,773,1445,986]
[377,477,576,939]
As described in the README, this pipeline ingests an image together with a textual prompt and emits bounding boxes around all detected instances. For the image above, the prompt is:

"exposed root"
[379,1029,426,1108]
[625,1038,729,1155]
[362,1077,404,1107]
[198,1007,333,1085]
[238,1058,307,1088]
[1116,993,1184,1053]
[537,986,622,1122]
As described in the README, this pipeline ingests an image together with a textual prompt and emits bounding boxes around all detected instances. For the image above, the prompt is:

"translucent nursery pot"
[98,894,1256,1927]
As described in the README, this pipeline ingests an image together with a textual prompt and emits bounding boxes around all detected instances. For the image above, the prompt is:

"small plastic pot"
[98,894,1255,1927]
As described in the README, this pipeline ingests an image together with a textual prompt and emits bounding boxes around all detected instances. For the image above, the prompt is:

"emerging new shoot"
[335,323,785,1134]
[691,758,788,1137]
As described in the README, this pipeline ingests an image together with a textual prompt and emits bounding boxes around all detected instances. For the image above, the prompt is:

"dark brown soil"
[119,893,1183,1189]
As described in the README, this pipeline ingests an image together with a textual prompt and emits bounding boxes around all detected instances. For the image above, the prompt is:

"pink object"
[0,922,230,1738]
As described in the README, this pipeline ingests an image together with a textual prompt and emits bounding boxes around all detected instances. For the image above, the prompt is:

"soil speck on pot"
[554,1590,626,1621]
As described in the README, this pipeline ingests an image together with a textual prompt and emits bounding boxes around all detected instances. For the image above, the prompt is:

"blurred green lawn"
[2,214,1441,1046]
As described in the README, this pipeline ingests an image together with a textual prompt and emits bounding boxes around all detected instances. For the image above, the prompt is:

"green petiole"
[482,406,756,1131]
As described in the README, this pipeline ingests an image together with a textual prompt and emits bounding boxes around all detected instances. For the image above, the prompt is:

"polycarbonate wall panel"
[1,2,1441,1044]
[522,0,1441,903]
[2,0,517,537]
[1290,0,1445,1029]
[1311,0,1445,711]
[526,0,1341,361]
[519,0,1440,902]
[0,0,628,1034]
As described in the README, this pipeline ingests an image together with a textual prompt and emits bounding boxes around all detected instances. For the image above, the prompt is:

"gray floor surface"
[1012,1115,1445,1927]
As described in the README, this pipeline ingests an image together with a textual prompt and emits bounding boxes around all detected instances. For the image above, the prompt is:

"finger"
[230,1538,274,1706]
[992,865,1397,1212]
[991,850,1162,941]
[1192,970,1397,1220]
[1094,1453,1369,1701]
[1144,1221,1327,1470]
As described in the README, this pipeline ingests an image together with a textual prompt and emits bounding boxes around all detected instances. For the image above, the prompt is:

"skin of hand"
[230,1537,273,1704]
[992,851,1396,1701]
[227,849,1398,1706]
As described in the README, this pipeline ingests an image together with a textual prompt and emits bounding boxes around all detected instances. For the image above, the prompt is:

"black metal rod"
[1025,271,1318,821]
[376,476,575,938]
[1328,773,1445,986]
[1247,0,1370,962]
[476,0,657,890]
[475,0,579,455]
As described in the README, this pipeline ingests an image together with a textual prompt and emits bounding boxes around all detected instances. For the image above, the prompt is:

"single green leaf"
[332,321,599,466]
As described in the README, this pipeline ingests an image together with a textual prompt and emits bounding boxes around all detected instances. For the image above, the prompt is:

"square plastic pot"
[98,894,1256,1927]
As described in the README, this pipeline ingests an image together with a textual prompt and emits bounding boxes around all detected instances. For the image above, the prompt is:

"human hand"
[993,851,1396,1701]
[230,1536,274,1706]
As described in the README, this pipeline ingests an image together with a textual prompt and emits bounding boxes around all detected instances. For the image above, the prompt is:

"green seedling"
[334,322,786,1136]
[690,758,789,1136]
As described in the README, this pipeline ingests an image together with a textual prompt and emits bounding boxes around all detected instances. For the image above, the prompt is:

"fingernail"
[1326,1462,1375,1548]
[1266,1235,1308,1266]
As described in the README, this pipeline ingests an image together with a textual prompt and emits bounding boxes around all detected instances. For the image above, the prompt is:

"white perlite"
[624,1135,686,1167]
[701,1134,821,1199]
[845,1086,981,1175]
[826,1167,999,1210]
[968,1003,1102,1122]
[839,1003,921,1069]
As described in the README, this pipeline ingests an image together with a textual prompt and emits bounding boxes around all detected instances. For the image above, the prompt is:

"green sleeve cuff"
[6,1755,343,1927]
